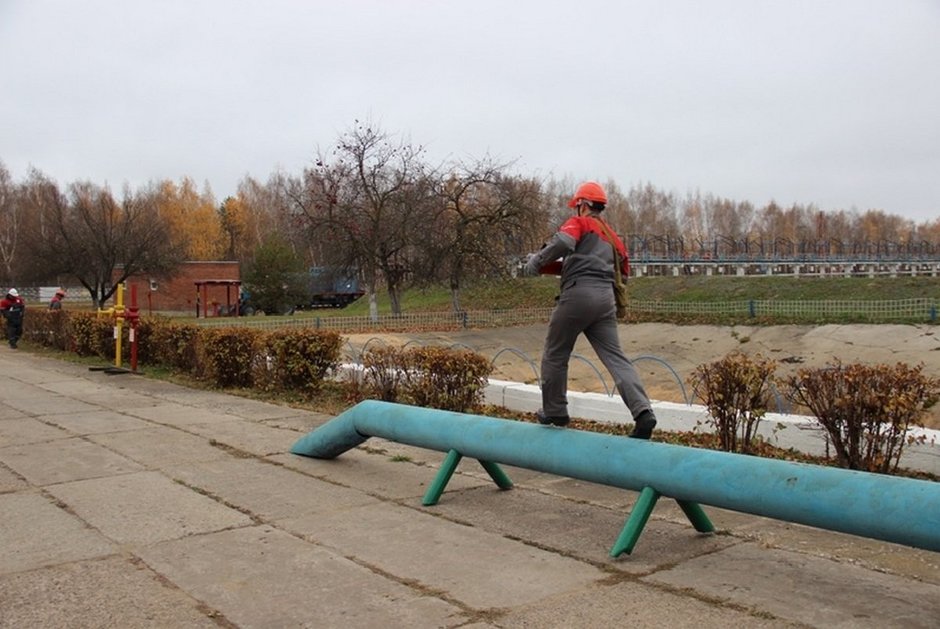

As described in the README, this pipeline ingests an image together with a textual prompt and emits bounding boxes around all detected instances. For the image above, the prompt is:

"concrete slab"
[182,418,300,456]
[0,417,71,447]
[201,395,323,420]
[168,457,380,520]
[0,405,27,420]
[0,491,115,573]
[419,484,738,572]
[38,409,155,435]
[135,524,466,628]
[497,579,800,628]
[0,464,28,493]
[0,556,220,628]
[126,402,246,426]
[518,473,640,509]
[68,389,164,410]
[0,381,66,401]
[89,425,234,469]
[278,501,604,609]
[2,391,101,416]
[644,542,940,628]
[259,411,334,433]
[0,437,144,485]
[271,449,491,501]
[35,379,112,396]
[2,363,85,385]
[724,516,940,585]
[141,388,306,420]
[46,470,253,544]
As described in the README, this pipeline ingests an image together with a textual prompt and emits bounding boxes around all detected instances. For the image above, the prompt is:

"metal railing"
[196,298,939,330]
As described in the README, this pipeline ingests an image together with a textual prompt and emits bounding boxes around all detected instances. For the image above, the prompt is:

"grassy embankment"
[303,275,940,319]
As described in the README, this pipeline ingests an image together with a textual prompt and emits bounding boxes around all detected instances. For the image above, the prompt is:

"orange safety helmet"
[567,181,608,208]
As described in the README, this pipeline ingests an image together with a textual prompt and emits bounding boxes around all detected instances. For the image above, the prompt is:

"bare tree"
[627,182,680,236]
[25,181,186,307]
[0,161,19,284]
[288,121,433,318]
[431,160,543,311]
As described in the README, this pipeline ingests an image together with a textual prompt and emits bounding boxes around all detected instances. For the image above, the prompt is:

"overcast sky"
[2,0,938,222]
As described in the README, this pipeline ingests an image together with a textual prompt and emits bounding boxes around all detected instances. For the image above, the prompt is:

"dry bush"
[22,309,70,350]
[150,320,201,372]
[361,346,405,402]
[359,345,492,412]
[65,311,114,358]
[197,327,262,388]
[689,351,777,453]
[785,360,940,473]
[400,346,492,412]
[256,329,343,396]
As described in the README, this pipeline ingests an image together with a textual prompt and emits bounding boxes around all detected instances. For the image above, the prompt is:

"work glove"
[523,253,540,277]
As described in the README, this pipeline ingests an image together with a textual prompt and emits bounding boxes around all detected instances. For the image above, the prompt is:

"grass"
[309,275,940,318]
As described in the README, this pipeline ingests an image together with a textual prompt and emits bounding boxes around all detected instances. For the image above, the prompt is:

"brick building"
[126,261,241,316]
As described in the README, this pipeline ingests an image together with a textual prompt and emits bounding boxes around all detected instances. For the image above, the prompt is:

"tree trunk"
[368,290,378,322]
[388,286,402,316]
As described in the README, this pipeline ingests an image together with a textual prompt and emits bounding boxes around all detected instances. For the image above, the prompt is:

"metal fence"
[628,298,938,321]
[196,307,557,332]
[195,299,939,331]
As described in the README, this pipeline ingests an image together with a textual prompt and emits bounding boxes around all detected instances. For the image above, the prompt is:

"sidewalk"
[2,350,939,628]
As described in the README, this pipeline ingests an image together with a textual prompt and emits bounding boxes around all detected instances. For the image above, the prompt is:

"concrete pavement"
[2,349,939,628]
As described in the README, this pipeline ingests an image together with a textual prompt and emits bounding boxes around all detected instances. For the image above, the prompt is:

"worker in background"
[49,288,66,310]
[0,288,26,349]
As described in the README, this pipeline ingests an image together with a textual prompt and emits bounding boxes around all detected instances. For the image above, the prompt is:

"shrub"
[131,316,161,365]
[66,312,114,358]
[784,361,940,473]
[400,346,492,412]
[689,351,777,453]
[257,329,343,396]
[150,320,201,372]
[198,327,262,388]
[359,345,493,412]
[22,309,70,350]
[361,345,406,402]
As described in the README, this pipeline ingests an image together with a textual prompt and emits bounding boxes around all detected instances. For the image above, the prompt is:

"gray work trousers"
[540,280,651,419]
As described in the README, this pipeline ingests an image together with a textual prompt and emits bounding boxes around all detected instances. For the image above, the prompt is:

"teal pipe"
[290,400,940,553]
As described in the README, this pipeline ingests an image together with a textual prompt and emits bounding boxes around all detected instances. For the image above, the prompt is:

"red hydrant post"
[126,283,141,373]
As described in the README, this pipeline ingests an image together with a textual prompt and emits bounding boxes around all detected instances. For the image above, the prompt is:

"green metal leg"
[422,451,514,506]
[676,499,715,533]
[479,460,513,490]
[610,486,661,557]
[423,450,462,506]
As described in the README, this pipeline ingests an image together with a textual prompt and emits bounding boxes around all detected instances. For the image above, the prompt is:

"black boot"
[629,409,656,439]
[536,408,570,427]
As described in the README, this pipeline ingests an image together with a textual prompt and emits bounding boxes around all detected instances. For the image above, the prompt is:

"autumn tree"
[25,181,186,307]
[234,173,300,259]
[218,194,267,263]
[153,178,225,260]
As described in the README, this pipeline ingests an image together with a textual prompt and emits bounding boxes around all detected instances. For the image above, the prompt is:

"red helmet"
[567,181,608,208]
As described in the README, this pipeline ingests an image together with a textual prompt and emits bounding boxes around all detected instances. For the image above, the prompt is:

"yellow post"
[112,283,126,367]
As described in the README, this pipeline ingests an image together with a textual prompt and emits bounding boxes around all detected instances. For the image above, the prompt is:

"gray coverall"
[525,212,652,420]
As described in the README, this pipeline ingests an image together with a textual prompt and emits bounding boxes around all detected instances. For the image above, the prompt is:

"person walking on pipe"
[523,181,657,439]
